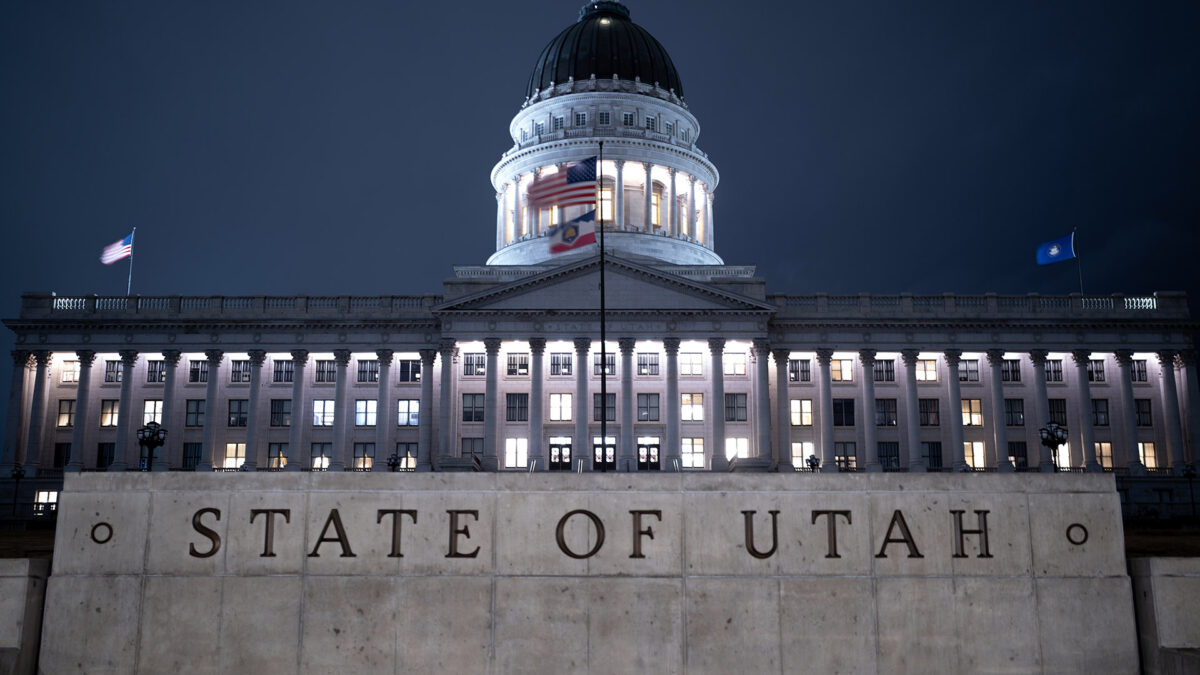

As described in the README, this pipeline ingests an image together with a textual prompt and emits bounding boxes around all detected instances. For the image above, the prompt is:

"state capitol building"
[3,2,1197,489]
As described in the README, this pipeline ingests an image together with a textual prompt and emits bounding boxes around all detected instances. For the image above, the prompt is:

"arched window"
[599,178,615,223]
[651,182,665,229]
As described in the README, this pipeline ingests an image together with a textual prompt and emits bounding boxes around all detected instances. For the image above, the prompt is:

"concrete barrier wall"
[0,559,48,675]
[1130,557,1200,675]
[41,473,1138,674]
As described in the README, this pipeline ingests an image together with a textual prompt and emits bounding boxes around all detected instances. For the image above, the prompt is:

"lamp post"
[1039,422,1069,472]
[136,421,168,472]
[10,465,25,516]
[806,454,821,473]
[386,452,401,472]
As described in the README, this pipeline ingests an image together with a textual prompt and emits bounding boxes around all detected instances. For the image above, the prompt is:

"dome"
[526,1,684,101]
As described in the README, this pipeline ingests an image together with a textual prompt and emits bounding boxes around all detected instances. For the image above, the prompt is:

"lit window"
[790,399,812,426]
[593,353,616,376]
[311,443,331,470]
[637,353,660,376]
[599,186,613,220]
[622,112,635,126]
[959,360,980,382]
[143,399,163,425]
[915,360,937,382]
[33,490,57,517]
[681,393,704,421]
[723,353,746,376]
[1092,399,1108,427]
[1053,442,1072,470]
[312,399,335,427]
[1048,399,1067,425]
[725,437,749,460]
[964,441,985,469]
[506,394,529,422]
[463,353,486,377]
[228,399,248,427]
[593,393,616,421]
[314,360,336,383]
[1001,359,1021,382]
[273,360,294,383]
[598,111,611,125]
[873,360,894,382]
[270,399,291,427]
[790,441,815,469]
[230,360,251,383]
[1131,360,1148,382]
[185,400,204,427]
[574,111,586,126]
[269,443,288,469]
[637,393,660,421]
[875,399,898,426]
[57,400,76,428]
[832,399,854,426]
[680,353,703,376]
[651,190,661,227]
[789,358,811,382]
[354,443,375,470]
[961,399,983,426]
[104,360,122,383]
[397,399,419,426]
[395,443,417,471]
[834,442,857,470]
[397,359,422,382]
[1086,360,1105,382]
[507,353,529,376]
[549,393,572,421]
[830,359,853,382]
[61,360,79,383]
[1139,442,1157,469]
[358,359,379,383]
[100,400,119,427]
[724,393,747,422]
[189,360,208,383]
[1004,399,1024,426]
[550,353,573,376]
[146,360,166,383]
[1044,360,1063,382]
[1135,399,1152,427]
[1095,442,1112,469]
[505,438,528,469]
[462,394,484,422]
[355,399,377,427]
[919,398,939,426]
[223,443,245,470]
[682,438,705,469]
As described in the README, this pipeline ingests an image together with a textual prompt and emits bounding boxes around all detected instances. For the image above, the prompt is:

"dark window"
[463,353,485,377]
[315,360,336,383]
[593,353,616,376]
[1048,399,1067,426]
[507,353,529,376]
[873,360,895,382]
[506,393,529,422]
[185,400,205,427]
[104,360,122,383]
[273,360,294,383]
[462,394,485,422]
[1044,360,1063,382]
[1001,359,1021,382]
[1092,399,1109,427]
[593,437,616,470]
[788,358,811,382]
[230,360,251,383]
[832,399,855,427]
[1135,399,1152,427]
[724,393,747,422]
[958,360,979,382]
[228,400,248,427]
[1009,441,1028,469]
[637,353,660,376]
[1004,398,1024,427]
[358,359,379,383]
[189,360,208,383]
[146,360,166,383]
[182,443,201,470]
[1086,360,1105,382]
[638,393,660,421]
[461,438,483,461]
[875,398,898,426]
[593,393,616,421]
[54,443,71,469]
[396,359,422,382]
[597,111,611,125]
[919,398,939,426]
[878,442,900,469]
[921,441,942,470]
[268,443,288,469]
[550,353,572,376]
[1131,360,1148,382]
[270,399,291,427]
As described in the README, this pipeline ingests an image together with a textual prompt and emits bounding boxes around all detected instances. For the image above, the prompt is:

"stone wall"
[0,559,48,675]
[41,472,1138,674]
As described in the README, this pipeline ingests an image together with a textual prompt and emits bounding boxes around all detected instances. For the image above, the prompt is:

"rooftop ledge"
[768,291,1189,320]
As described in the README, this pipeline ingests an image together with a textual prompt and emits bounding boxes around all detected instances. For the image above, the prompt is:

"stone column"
[285,350,308,471]
[773,348,794,472]
[495,191,504,249]
[642,162,653,231]
[437,340,456,466]
[614,160,625,229]
[509,180,521,238]
[619,338,635,471]
[709,338,729,471]
[747,339,772,469]
[329,350,351,471]
[196,350,222,471]
[687,175,697,238]
[664,338,681,471]
[945,350,967,471]
[859,350,881,472]
[418,349,437,471]
[21,351,50,472]
[110,350,139,472]
[900,349,925,472]
[156,350,180,471]
[1177,350,1199,467]
[531,168,542,236]
[667,167,678,236]
[1158,350,1187,473]
[574,338,591,471]
[1071,350,1102,472]
[988,349,1015,472]
[238,350,266,471]
[815,349,836,472]
[529,339,546,471]
[1113,350,1143,472]
[1029,350,1054,472]
[376,349,394,471]
[1,351,30,471]
[483,338,501,471]
[66,351,96,472]
[705,188,715,247]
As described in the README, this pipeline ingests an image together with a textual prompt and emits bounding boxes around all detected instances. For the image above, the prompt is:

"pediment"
[435,256,774,315]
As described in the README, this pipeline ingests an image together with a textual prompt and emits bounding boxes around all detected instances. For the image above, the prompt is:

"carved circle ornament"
[124,333,134,343]
[338,332,347,343]
[488,320,497,331]
[165,333,175,343]
[91,522,113,545]
[1066,523,1089,546]
[38,333,48,344]
[295,333,305,343]
[82,334,92,343]
[15,334,26,344]
[666,320,677,332]
[252,332,262,343]
[380,332,391,343]
[713,320,722,331]
[209,332,220,343]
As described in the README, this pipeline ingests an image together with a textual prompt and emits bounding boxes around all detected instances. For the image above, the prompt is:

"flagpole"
[598,142,608,472]
[126,227,136,296]
[1072,227,1084,296]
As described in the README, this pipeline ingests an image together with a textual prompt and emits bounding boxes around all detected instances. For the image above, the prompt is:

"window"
[622,112,635,126]
[92,442,116,471]
[547,437,572,471]
[593,393,616,421]
[520,129,527,142]
[269,443,288,469]
[832,399,855,426]
[964,441,986,468]
[1004,399,1024,427]
[959,360,979,382]
[315,360,336,383]
[549,393,572,421]
[637,353,660,376]
[682,438,705,469]
[358,359,379,383]
[725,437,749,460]
[1001,359,1021,382]
[790,441,815,469]
[1044,359,1063,382]
[665,121,674,136]
[875,399,898,426]
[834,442,857,470]
[873,360,895,382]
[637,437,661,470]
[146,360,166,383]
[505,438,528,468]
[1094,442,1112,469]
[790,399,812,426]
[61,360,79,383]
[651,190,662,227]
[353,443,375,470]
[921,442,942,470]
[397,399,419,426]
[878,442,900,469]
[1139,442,1157,469]
[682,128,690,142]
[223,443,245,470]
[681,393,704,421]
[506,393,529,422]
[550,353,573,376]
[831,359,853,382]
[961,399,983,426]
[228,399,248,427]
[463,353,486,376]
[723,353,746,376]
[273,360,294,383]
[462,394,485,422]
[638,393,660,421]
[919,398,939,426]
[680,353,703,376]
[593,353,616,376]
[57,400,76,428]
[644,116,657,132]
[915,360,938,382]
[395,443,417,471]
[100,400,119,427]
[1009,441,1029,469]
[312,399,335,426]
[182,443,200,470]
[574,111,586,126]
[143,399,163,425]
[1135,399,1152,427]
[1131,360,1148,382]
[230,360,251,383]
[104,360,122,383]
[462,438,483,461]
[270,399,291,427]
[1087,360,1105,382]
[34,490,58,516]
[355,399,377,426]
[535,121,545,135]
[789,358,811,382]
[552,116,564,131]
[507,353,529,376]
[597,111,610,125]
[396,359,421,382]
[185,400,205,427]
[311,443,331,471]
[724,393,747,422]
[189,360,208,383]
[593,436,616,470]
[1092,399,1109,427]
[1048,399,1067,426]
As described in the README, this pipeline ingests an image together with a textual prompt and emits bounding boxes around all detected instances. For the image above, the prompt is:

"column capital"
[614,159,625,169]
[204,349,224,365]
[667,166,677,176]
[618,337,636,354]
[483,338,503,354]
[1113,349,1134,367]
[899,349,920,367]
[751,338,771,355]
[943,349,962,367]
[247,350,267,367]
[815,348,834,365]
[1157,350,1177,367]
[76,349,98,367]
[438,339,457,358]
[642,161,652,171]
[986,348,1008,367]
[418,348,437,365]
[708,337,726,353]
[11,350,31,368]
[1028,349,1048,366]
[574,337,592,354]
[332,349,352,366]
[663,337,681,355]
[161,350,181,366]
[1176,349,1196,368]
[118,350,138,366]
[772,348,791,363]
[857,349,877,367]
[290,349,309,366]
[375,349,394,365]
[528,337,546,354]
[1070,349,1092,367]
[30,350,51,368]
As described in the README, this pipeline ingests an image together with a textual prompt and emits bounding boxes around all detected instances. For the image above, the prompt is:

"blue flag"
[1036,232,1076,265]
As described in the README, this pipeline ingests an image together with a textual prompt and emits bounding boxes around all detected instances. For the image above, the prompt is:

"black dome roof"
[526,2,684,100]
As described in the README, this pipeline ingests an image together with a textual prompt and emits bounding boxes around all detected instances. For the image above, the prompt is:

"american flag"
[100,233,134,265]
[527,157,597,209]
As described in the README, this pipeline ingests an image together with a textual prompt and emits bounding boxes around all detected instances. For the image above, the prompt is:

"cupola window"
[665,121,674,136]
[574,112,587,126]
[535,121,545,135]
[598,111,611,125]
[645,116,657,132]
[552,116,564,131]
[622,112,635,127]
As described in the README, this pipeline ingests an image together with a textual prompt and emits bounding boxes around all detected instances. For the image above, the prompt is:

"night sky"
[2,1,1198,440]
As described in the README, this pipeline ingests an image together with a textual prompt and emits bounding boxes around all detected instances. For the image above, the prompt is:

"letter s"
[189,507,222,558]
